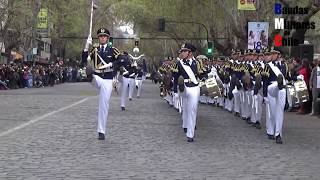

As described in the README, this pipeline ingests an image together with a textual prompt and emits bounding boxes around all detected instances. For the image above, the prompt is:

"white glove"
[297,74,304,81]
[84,37,93,51]
[99,62,113,69]
[174,93,179,99]
[263,97,269,104]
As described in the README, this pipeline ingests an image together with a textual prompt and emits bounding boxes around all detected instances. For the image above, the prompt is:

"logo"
[273,3,316,47]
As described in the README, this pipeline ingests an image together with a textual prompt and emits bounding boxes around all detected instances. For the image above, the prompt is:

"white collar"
[100,44,107,50]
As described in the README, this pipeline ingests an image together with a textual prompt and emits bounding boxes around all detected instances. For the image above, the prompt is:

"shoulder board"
[112,47,120,58]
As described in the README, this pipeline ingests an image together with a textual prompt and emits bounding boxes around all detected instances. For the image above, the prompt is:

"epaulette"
[112,47,120,59]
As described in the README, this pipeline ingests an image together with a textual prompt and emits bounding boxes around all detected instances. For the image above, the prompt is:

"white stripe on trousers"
[91,75,113,134]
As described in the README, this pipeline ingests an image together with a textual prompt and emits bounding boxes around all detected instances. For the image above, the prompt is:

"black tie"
[184,59,190,65]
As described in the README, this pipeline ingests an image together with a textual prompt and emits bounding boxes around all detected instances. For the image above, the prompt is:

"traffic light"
[108,37,113,46]
[207,41,213,55]
[135,39,139,47]
[158,18,165,32]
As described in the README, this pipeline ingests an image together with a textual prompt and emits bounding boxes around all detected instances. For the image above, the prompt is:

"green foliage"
[2,0,320,61]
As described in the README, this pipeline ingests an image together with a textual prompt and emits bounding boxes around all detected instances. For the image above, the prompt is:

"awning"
[11,51,23,60]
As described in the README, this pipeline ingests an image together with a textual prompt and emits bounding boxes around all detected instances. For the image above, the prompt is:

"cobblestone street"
[0,81,320,179]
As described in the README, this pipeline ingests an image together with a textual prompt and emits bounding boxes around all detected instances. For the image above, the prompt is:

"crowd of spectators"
[0,63,84,90]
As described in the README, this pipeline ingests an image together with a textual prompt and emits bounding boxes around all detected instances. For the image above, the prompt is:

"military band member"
[262,49,286,144]
[82,28,121,140]
[251,73,263,129]
[120,51,136,111]
[173,43,200,142]
[250,52,264,129]
[231,51,243,117]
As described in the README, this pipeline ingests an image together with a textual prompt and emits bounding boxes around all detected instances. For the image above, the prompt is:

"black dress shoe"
[98,133,105,140]
[195,126,197,130]
[254,122,261,129]
[129,98,132,101]
[276,135,283,144]
[267,134,275,140]
[121,107,125,111]
[246,118,252,124]
[183,128,187,133]
[187,137,194,142]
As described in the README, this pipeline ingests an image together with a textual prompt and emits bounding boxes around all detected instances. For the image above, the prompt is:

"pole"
[88,0,94,39]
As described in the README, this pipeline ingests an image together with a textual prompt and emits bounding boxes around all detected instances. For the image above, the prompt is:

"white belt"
[184,79,198,83]
[94,68,113,73]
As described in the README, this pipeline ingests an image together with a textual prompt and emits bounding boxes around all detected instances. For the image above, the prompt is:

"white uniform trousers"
[91,75,113,134]
[173,93,179,110]
[170,92,174,106]
[128,78,135,99]
[224,84,233,112]
[178,91,184,114]
[136,78,143,97]
[121,77,135,107]
[251,93,263,123]
[225,98,234,112]
[239,89,246,118]
[266,82,286,137]
[182,85,200,138]
[232,88,241,113]
[217,97,224,107]
[245,90,253,118]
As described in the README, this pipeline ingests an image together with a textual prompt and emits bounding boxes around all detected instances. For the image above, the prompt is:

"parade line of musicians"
[83,27,313,144]
[157,43,313,144]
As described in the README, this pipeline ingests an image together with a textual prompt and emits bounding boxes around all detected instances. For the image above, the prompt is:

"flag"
[238,0,256,11]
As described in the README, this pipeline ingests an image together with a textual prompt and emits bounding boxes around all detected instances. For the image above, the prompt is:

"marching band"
[158,44,310,144]
[81,27,309,144]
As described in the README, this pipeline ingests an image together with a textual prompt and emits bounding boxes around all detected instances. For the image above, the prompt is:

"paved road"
[0,81,319,179]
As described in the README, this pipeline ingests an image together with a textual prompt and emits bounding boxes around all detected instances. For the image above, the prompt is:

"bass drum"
[294,80,309,103]
[199,81,208,96]
[205,77,222,98]
[286,85,299,106]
